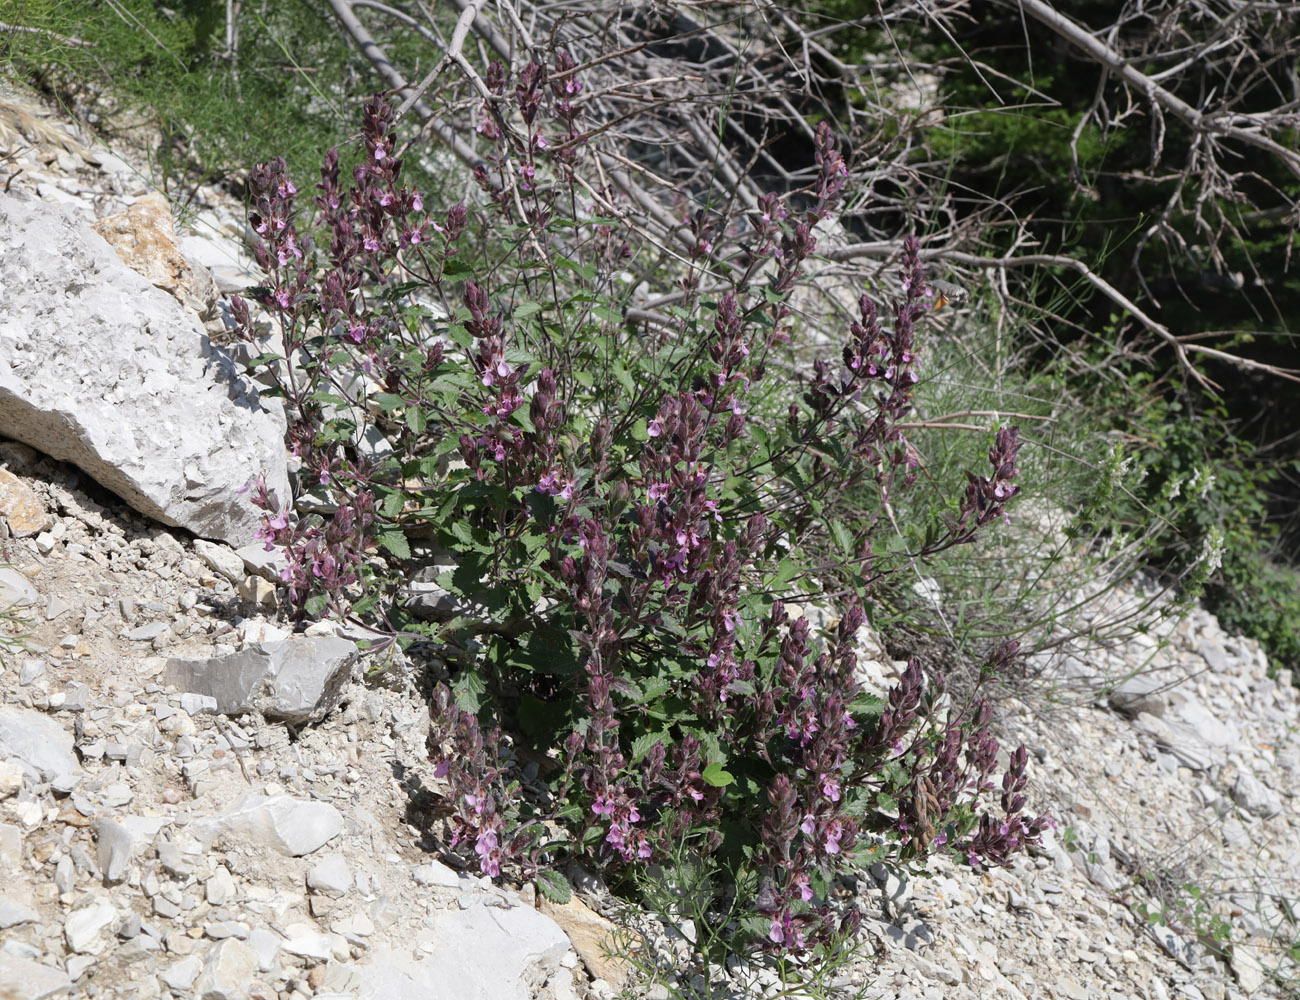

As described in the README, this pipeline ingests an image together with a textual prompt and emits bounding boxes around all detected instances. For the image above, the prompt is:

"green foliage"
[612,840,871,999]
[235,90,1044,951]
[1088,366,1300,671]
[1,1,445,194]
[535,869,572,905]
[1208,552,1300,676]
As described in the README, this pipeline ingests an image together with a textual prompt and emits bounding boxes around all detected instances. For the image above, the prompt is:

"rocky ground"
[1,85,1298,1000]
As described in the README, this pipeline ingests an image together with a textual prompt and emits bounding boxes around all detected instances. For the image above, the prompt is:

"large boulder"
[0,192,289,546]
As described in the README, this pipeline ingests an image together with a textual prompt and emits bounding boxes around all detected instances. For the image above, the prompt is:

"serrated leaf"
[536,870,571,904]
[449,520,476,547]
[373,392,406,413]
[453,667,487,713]
[377,528,411,559]
[631,730,669,762]
[381,491,406,519]
[513,301,543,320]
[405,407,428,434]
[446,323,474,349]
[767,557,798,589]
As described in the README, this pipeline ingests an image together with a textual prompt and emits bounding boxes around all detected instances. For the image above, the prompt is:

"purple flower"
[647,419,663,437]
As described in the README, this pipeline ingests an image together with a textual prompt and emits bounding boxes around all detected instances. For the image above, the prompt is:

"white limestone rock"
[0,192,289,546]
[190,794,342,857]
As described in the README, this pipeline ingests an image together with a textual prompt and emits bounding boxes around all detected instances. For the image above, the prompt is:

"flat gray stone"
[1232,770,1283,818]
[94,817,134,883]
[1108,675,1168,717]
[0,705,79,781]
[0,824,21,870]
[280,923,343,961]
[0,952,74,998]
[64,900,120,954]
[0,193,290,546]
[235,542,288,582]
[166,637,357,724]
[159,954,203,992]
[411,862,462,888]
[248,926,281,972]
[1198,638,1230,673]
[0,567,38,609]
[192,939,258,1000]
[0,895,38,929]
[357,898,569,1000]
[95,815,166,883]
[1173,701,1239,748]
[128,623,169,642]
[307,855,352,897]
[192,539,247,584]
[190,794,342,857]
[206,866,236,906]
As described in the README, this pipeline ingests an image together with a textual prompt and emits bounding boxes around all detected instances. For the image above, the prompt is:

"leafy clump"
[234,73,1046,952]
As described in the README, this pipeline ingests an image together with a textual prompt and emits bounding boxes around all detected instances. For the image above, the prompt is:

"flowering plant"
[234,75,1045,951]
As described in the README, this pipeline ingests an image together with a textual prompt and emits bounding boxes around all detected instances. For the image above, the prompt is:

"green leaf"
[441,258,475,278]
[829,519,854,555]
[536,870,571,904]
[453,667,487,714]
[631,730,670,762]
[404,407,427,434]
[513,301,543,320]
[702,761,735,787]
[766,557,798,589]
[380,491,406,519]
[446,323,474,350]
[612,361,636,395]
[377,528,410,560]
[373,392,406,413]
